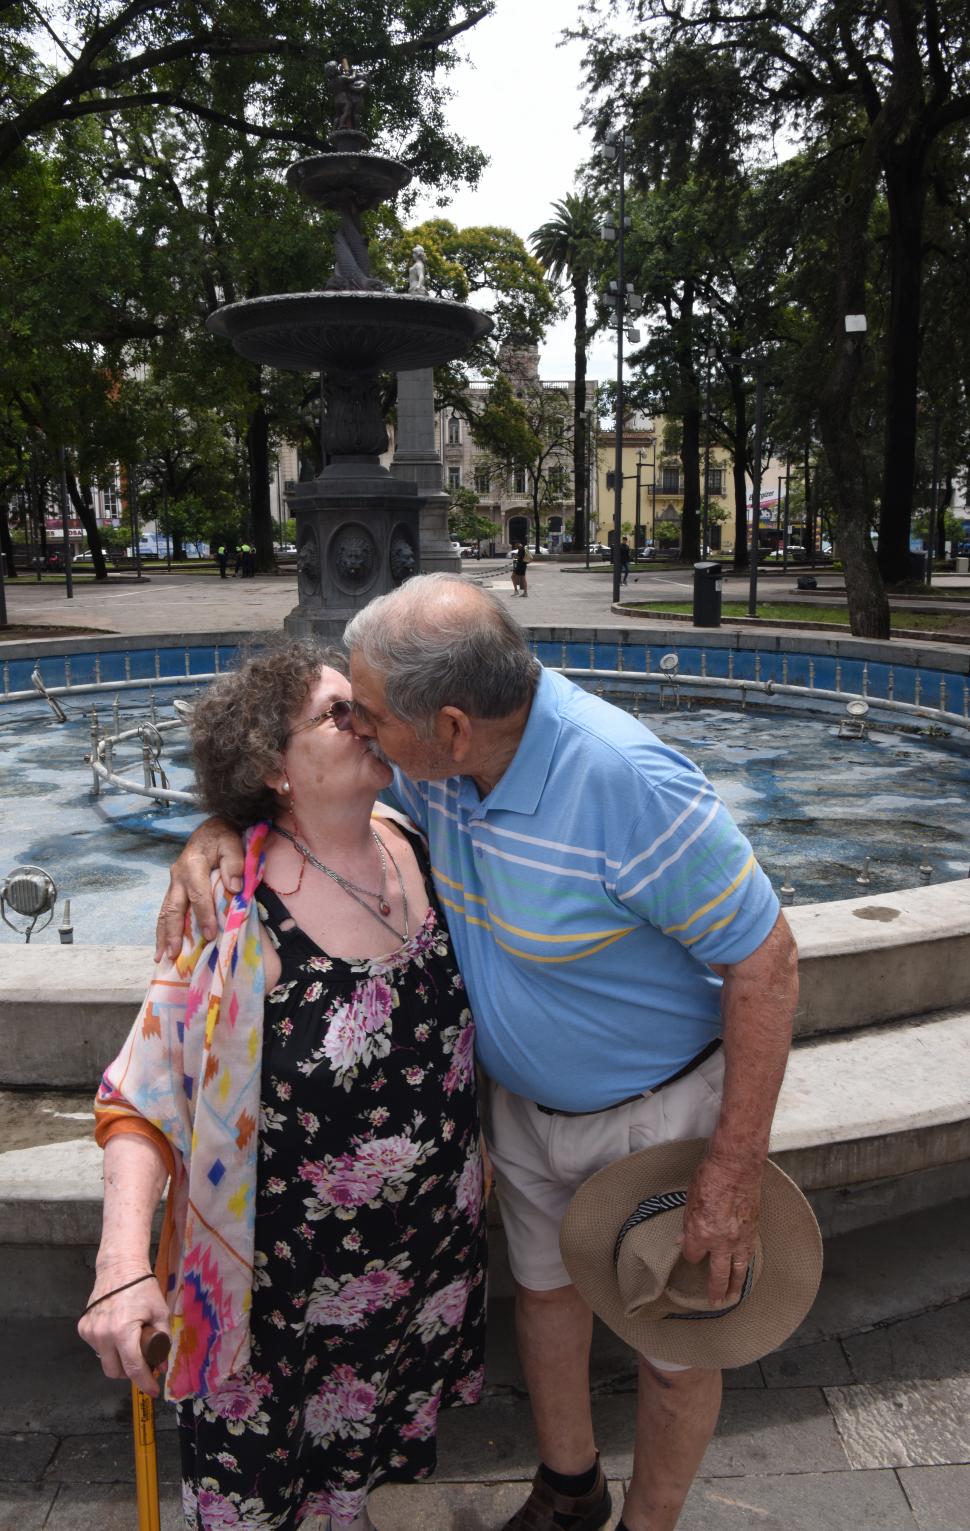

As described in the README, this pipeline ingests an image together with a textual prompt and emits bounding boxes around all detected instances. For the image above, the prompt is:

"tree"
[470,374,573,553]
[530,191,603,550]
[578,0,970,594]
[447,485,494,546]
[0,2,493,175]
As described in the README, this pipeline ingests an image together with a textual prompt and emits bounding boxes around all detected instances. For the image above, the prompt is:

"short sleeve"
[615,765,779,966]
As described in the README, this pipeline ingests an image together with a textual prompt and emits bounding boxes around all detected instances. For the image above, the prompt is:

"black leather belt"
[534,1039,722,1118]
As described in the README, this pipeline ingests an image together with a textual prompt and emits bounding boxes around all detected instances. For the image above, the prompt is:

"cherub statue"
[408,244,428,295]
[324,57,371,133]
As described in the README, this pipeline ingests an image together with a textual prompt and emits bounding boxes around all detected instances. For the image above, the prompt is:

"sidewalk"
[2,1200,968,1530]
[6,562,970,646]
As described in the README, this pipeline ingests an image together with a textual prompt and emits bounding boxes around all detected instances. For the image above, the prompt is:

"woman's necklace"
[271,823,409,944]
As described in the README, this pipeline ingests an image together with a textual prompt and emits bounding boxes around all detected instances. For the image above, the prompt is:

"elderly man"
[158,575,797,1531]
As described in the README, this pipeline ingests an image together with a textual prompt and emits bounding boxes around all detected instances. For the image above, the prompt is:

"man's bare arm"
[154,817,245,959]
[680,911,798,1306]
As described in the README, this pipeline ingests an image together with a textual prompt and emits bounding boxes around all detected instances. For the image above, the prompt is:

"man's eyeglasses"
[284,699,355,742]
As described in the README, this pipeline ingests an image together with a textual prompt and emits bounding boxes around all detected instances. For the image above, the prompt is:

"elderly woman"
[79,641,486,1531]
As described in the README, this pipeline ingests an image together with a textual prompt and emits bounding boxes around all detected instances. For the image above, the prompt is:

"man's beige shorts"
[483,1049,725,1366]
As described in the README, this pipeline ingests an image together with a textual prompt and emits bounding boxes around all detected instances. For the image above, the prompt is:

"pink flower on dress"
[300,1154,384,1213]
[400,1387,442,1441]
[196,1486,242,1527]
[340,1377,379,1421]
[414,1275,472,1339]
[452,1365,485,1405]
[303,1385,342,1443]
[205,1370,272,1423]
[441,1015,476,1094]
[455,1151,483,1222]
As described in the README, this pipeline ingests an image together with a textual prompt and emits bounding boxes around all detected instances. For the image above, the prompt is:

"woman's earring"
[281,779,290,797]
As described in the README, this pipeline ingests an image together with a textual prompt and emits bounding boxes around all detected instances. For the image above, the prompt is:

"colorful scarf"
[95,824,269,1401]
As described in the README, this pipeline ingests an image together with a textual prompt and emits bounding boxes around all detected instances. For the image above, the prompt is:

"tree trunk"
[66,467,109,580]
[877,143,927,584]
[817,137,890,638]
[1,501,17,577]
[729,371,748,571]
[680,402,701,562]
[246,378,275,573]
[572,276,588,549]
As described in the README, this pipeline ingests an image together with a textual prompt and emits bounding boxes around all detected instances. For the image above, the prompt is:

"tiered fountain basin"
[207,290,493,373]
[1,624,969,1313]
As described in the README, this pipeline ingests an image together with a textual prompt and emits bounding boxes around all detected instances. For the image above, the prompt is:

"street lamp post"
[635,450,644,557]
[57,445,74,601]
[702,343,714,559]
[748,360,766,617]
[600,127,642,604]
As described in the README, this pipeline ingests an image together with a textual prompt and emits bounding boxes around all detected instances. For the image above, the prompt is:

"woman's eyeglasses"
[285,699,355,742]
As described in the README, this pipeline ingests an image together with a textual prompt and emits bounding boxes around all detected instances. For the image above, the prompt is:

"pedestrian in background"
[216,544,228,579]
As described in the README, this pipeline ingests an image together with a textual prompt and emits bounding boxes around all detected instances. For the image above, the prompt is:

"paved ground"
[1,1200,968,1530]
[3,565,970,1528]
[4,560,970,644]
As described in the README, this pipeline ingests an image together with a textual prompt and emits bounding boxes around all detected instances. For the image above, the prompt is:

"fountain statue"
[207,65,492,638]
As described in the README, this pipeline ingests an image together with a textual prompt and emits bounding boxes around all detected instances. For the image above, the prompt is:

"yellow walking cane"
[132,1326,171,1531]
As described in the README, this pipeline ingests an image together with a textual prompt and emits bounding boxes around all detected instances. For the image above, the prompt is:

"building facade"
[595,420,737,554]
[437,345,599,550]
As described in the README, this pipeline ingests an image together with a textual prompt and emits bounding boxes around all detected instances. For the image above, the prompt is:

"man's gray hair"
[344,573,540,731]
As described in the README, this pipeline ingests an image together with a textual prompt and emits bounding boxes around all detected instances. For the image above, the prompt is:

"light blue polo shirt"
[392,667,779,1112]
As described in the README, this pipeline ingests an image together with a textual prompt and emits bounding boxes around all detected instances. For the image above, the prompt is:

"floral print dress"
[177,841,487,1530]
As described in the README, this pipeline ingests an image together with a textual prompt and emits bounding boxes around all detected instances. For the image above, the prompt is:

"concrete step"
[2,1010,969,1316]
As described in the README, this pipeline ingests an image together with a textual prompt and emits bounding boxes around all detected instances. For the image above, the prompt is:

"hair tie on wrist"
[83,1272,156,1315]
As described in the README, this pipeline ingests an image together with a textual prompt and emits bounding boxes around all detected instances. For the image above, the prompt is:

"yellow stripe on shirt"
[661,854,755,936]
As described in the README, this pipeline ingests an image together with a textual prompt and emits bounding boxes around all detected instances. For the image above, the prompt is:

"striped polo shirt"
[392,667,779,1112]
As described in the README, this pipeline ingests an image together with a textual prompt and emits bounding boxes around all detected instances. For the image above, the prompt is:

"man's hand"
[154,817,244,959]
[681,912,798,1307]
[680,1152,764,1307]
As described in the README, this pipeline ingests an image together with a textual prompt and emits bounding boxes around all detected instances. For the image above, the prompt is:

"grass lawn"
[624,600,966,632]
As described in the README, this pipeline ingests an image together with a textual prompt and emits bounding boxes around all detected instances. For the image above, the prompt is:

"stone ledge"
[4,883,970,1089]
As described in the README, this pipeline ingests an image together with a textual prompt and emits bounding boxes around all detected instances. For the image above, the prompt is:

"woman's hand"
[78,1265,171,1398]
[155,816,245,959]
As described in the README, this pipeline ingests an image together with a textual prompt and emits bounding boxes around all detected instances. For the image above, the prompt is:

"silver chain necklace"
[272,824,409,944]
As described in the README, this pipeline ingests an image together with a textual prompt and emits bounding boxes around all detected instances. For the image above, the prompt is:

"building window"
[706,467,725,495]
[100,480,121,520]
[447,415,461,446]
[547,464,568,497]
[448,465,461,491]
[661,466,681,493]
[514,466,527,494]
[474,465,490,494]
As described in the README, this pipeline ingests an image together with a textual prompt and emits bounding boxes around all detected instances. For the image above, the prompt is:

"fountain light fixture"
[0,865,58,942]
[839,698,870,739]
[659,653,680,675]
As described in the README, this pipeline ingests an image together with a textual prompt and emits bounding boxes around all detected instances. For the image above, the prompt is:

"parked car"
[278,543,297,555]
[450,541,462,556]
[762,546,808,563]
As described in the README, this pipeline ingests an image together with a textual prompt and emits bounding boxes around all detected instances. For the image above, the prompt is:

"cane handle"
[140,1326,171,1371]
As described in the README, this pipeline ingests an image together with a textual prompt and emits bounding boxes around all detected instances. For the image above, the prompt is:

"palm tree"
[531,191,601,550]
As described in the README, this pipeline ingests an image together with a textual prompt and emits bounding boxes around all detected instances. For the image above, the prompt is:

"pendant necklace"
[271,823,409,944]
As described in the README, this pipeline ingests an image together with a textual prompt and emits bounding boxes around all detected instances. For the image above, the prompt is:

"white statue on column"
[408,244,428,295]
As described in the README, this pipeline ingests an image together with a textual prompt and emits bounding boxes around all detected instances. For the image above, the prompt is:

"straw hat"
[559,1138,822,1369]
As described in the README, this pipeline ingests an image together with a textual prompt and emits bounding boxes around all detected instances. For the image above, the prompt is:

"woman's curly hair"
[189,638,348,828]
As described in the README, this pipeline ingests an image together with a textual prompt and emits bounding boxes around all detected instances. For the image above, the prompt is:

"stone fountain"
[207,60,492,638]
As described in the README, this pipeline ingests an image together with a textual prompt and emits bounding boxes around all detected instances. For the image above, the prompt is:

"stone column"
[391,369,460,574]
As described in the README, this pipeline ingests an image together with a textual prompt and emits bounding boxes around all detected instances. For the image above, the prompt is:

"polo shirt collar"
[472,666,561,816]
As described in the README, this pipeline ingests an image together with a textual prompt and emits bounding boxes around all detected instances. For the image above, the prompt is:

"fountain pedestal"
[283,465,421,641]
[206,76,490,636]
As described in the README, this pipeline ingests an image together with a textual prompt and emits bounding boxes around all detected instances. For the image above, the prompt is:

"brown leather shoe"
[502,1459,612,1530]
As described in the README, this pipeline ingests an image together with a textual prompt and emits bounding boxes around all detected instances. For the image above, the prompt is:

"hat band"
[612,1189,687,1267]
[612,1187,754,1322]
[663,1259,753,1322]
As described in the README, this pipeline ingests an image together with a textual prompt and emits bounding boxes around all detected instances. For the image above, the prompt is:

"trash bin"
[957,556,969,574]
[692,561,722,627]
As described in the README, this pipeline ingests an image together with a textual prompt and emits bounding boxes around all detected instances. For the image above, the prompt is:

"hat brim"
[559,1138,822,1369]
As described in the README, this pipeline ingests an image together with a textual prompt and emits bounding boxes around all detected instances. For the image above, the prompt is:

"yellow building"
[595,421,737,555]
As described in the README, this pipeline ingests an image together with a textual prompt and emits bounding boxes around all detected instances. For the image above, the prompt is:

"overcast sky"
[410,0,619,388]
